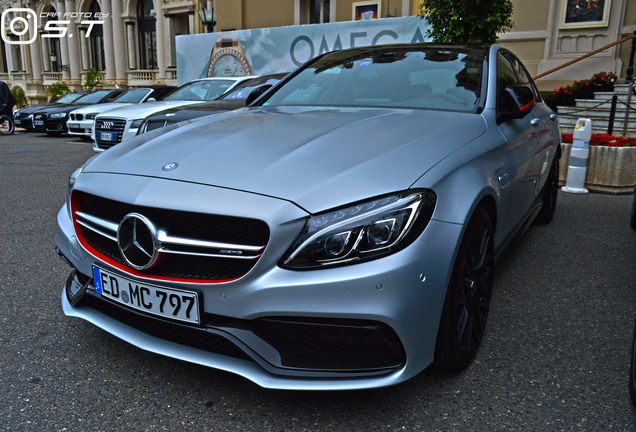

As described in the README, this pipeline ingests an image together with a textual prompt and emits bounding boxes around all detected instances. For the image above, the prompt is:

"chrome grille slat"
[77,219,118,242]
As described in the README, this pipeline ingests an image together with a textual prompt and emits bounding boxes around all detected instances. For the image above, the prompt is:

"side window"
[497,53,517,114]
[509,55,541,102]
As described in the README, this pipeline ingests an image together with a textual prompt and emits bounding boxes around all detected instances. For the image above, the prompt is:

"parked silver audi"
[56,44,560,390]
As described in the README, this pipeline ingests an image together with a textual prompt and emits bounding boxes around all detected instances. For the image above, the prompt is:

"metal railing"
[534,32,636,137]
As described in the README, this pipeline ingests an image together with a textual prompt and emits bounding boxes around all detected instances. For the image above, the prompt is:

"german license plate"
[14,119,21,125]
[92,266,200,324]
[34,120,44,126]
[99,132,114,141]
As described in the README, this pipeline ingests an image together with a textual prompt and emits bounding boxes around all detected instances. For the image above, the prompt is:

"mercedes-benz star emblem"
[117,213,159,270]
[162,162,178,171]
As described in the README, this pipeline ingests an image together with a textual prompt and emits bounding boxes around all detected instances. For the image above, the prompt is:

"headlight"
[136,121,148,135]
[130,119,144,129]
[281,190,436,269]
[86,113,97,120]
[14,109,20,116]
[67,155,98,219]
[50,112,67,119]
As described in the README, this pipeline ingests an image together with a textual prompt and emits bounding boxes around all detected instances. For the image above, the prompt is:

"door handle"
[530,118,540,127]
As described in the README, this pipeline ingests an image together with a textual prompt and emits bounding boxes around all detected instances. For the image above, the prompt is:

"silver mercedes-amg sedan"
[56,44,560,390]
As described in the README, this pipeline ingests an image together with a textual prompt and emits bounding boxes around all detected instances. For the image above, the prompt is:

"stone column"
[111,0,127,84]
[64,0,81,83]
[56,1,71,79]
[41,37,50,72]
[188,11,194,35]
[155,1,166,82]
[165,15,174,68]
[28,30,43,83]
[79,28,90,70]
[101,0,116,82]
[126,22,137,69]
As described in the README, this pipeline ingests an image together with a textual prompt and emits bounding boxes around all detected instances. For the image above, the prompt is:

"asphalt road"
[1,132,635,432]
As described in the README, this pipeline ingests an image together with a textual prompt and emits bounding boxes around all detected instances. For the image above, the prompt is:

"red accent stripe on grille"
[70,192,240,285]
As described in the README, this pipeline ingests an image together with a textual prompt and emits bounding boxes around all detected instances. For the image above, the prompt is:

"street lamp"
[198,9,216,33]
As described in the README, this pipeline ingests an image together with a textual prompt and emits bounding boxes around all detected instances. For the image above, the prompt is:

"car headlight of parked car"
[86,113,97,120]
[130,119,144,130]
[50,112,67,119]
[282,190,436,269]
[67,156,97,218]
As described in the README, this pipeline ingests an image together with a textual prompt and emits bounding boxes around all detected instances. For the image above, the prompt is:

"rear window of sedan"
[263,47,485,112]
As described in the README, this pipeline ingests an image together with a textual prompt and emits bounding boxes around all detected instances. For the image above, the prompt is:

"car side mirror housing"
[245,84,273,106]
[497,85,535,124]
[146,97,156,102]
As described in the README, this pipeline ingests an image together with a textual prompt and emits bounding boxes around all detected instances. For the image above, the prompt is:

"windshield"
[55,93,85,103]
[220,77,282,100]
[164,80,235,101]
[111,88,151,103]
[263,47,485,112]
[73,90,113,104]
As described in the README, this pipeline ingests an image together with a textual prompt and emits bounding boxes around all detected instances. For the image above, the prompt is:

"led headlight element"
[50,112,67,119]
[282,190,436,269]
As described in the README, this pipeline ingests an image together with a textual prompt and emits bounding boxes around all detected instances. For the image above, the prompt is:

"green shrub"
[11,87,26,107]
[48,81,71,102]
[419,0,514,44]
[83,68,102,91]
[545,72,617,111]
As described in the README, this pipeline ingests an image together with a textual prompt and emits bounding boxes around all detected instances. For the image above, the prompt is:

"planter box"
[559,143,636,194]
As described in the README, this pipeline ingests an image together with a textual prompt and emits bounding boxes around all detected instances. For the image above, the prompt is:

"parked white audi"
[67,86,175,141]
[92,77,254,152]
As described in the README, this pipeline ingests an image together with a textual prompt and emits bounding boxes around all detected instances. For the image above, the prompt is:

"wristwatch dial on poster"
[207,39,253,77]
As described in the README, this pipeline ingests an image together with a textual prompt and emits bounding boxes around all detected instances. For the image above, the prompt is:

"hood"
[71,102,133,115]
[39,103,96,114]
[86,106,486,213]
[17,104,51,115]
[148,100,245,123]
[95,100,206,120]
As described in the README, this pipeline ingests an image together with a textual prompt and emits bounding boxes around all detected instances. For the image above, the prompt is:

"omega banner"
[175,16,431,85]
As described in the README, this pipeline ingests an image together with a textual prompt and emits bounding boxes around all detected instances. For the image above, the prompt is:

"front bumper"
[46,117,68,133]
[55,175,462,390]
[67,119,93,137]
[14,114,33,129]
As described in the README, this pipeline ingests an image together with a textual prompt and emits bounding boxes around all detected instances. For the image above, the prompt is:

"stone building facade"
[0,0,634,105]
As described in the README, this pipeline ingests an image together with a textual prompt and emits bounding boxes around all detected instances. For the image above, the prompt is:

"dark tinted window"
[508,53,541,101]
[74,90,116,103]
[220,77,282,100]
[164,80,235,101]
[111,88,151,103]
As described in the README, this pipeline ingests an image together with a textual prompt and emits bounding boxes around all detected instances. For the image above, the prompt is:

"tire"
[0,114,14,135]
[630,319,636,408]
[434,206,494,372]
[534,155,559,225]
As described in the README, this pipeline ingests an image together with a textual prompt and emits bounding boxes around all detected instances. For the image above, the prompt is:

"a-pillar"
[111,0,127,85]
[155,0,166,82]
[101,0,116,84]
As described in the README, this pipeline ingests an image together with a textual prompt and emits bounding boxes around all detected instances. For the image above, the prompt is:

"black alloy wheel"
[534,155,559,225]
[0,114,14,135]
[434,206,494,372]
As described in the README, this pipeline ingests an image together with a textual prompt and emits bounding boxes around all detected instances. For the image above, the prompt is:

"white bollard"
[561,118,592,194]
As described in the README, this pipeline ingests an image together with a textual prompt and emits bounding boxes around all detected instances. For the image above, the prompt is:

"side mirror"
[245,84,273,106]
[497,85,535,124]
[146,97,156,102]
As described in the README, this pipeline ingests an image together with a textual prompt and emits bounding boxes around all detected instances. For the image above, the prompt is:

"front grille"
[76,113,84,120]
[69,127,84,133]
[75,191,269,282]
[81,294,250,360]
[95,117,126,149]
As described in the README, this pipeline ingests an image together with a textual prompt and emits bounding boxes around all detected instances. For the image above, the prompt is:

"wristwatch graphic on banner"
[207,38,253,77]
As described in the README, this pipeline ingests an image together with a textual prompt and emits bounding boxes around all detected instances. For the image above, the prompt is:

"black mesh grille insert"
[81,294,251,360]
[76,192,269,281]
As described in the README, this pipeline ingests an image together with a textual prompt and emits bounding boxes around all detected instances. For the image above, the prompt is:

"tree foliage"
[419,0,514,45]
[83,68,103,91]
[48,81,71,102]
